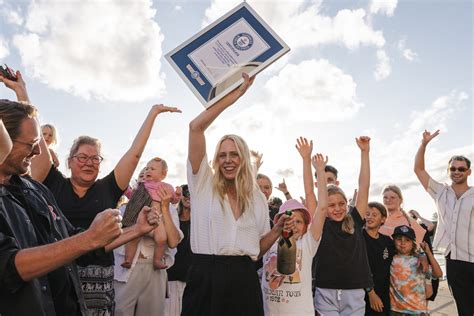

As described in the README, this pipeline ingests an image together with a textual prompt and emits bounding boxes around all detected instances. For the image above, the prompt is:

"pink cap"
[273,199,312,225]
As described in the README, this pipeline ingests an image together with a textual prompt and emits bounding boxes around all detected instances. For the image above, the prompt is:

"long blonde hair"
[212,134,255,213]
[327,185,355,234]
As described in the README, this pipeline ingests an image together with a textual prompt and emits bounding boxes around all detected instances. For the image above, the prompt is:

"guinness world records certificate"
[165,2,290,108]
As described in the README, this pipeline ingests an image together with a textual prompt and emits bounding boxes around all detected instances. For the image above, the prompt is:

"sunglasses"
[449,167,468,173]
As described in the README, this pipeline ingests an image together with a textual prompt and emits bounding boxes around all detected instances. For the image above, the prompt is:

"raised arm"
[0,70,30,103]
[0,119,12,163]
[250,150,263,173]
[311,153,328,241]
[114,104,181,190]
[355,136,371,218]
[0,71,54,182]
[295,137,317,215]
[414,130,439,190]
[188,73,254,173]
[31,137,54,182]
[274,178,293,200]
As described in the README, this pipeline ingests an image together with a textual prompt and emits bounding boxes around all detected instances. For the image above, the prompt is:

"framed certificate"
[165,2,290,108]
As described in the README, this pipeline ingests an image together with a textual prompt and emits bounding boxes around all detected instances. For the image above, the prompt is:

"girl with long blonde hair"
[183,74,291,316]
[313,136,374,316]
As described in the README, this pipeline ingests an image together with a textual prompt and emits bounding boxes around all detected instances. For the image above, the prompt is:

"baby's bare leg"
[152,201,168,269]
[122,238,139,269]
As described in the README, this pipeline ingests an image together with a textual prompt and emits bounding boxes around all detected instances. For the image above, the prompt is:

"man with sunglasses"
[414,129,473,316]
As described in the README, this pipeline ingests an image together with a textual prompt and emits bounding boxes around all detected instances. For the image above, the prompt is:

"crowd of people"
[0,70,472,316]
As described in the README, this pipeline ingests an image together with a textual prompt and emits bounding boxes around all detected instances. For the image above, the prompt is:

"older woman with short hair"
[31,104,180,315]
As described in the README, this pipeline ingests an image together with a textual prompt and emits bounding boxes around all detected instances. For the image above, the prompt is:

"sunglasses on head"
[449,167,468,172]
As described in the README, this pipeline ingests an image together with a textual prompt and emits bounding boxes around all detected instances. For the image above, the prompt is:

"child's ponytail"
[342,213,355,234]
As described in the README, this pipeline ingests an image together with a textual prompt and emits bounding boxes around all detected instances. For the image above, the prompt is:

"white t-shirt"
[261,229,320,316]
[187,155,270,260]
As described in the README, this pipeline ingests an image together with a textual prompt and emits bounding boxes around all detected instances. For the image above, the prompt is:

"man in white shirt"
[414,129,474,316]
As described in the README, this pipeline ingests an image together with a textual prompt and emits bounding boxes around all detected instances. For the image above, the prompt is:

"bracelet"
[284,192,290,196]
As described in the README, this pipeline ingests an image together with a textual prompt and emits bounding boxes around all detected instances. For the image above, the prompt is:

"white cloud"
[4,11,24,26]
[0,1,23,26]
[264,59,363,122]
[369,90,470,191]
[397,38,418,61]
[203,1,385,51]
[374,49,391,80]
[12,0,166,102]
[0,36,9,59]
[174,5,182,11]
[370,0,398,16]
[408,90,469,133]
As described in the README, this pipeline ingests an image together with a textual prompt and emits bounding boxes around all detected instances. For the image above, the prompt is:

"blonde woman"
[41,123,60,167]
[183,74,291,316]
[378,185,426,246]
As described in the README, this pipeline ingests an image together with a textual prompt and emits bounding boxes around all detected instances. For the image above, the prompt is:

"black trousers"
[445,255,474,316]
[181,254,264,316]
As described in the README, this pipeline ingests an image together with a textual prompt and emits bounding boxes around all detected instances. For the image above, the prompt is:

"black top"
[314,207,373,289]
[167,220,192,282]
[44,166,124,266]
[0,176,91,316]
[363,230,395,316]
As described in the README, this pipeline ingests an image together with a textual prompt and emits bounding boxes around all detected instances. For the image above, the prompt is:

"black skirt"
[181,254,264,316]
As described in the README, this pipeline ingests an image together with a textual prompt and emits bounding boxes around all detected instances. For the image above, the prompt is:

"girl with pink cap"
[261,137,328,316]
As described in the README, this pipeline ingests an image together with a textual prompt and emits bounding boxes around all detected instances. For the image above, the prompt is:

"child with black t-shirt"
[363,201,395,315]
[313,136,373,316]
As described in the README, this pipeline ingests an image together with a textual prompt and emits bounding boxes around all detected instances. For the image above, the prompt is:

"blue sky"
[0,0,472,219]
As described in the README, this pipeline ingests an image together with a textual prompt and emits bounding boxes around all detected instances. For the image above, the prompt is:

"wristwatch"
[364,287,373,294]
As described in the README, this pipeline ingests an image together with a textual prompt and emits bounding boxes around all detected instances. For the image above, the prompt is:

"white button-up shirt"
[427,178,474,262]
[187,155,270,261]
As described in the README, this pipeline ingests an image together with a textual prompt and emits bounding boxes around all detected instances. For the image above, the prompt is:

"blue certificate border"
[165,2,290,107]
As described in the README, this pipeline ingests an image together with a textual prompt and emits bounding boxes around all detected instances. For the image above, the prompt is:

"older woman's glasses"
[73,154,104,164]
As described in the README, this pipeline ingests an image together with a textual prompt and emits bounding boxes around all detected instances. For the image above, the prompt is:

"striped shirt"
[427,178,474,262]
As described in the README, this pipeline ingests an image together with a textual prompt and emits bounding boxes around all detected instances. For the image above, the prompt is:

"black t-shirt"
[363,230,395,316]
[314,207,373,289]
[44,166,124,266]
[167,220,192,282]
